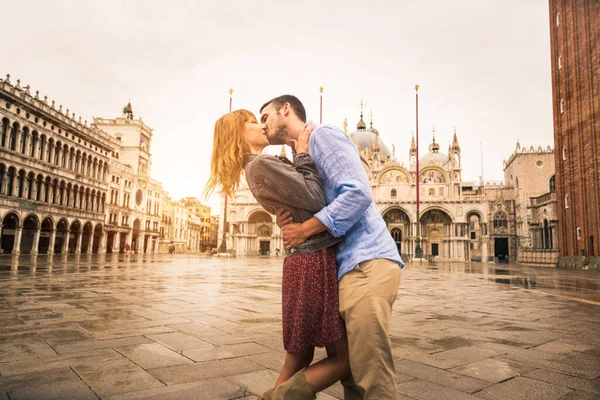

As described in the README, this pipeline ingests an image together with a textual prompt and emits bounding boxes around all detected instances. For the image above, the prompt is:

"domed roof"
[351,129,392,159]
[419,136,449,166]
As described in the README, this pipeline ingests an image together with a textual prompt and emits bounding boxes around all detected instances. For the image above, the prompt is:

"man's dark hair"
[260,95,307,123]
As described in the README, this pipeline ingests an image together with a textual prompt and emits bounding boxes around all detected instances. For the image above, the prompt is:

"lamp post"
[218,88,233,254]
[415,85,422,260]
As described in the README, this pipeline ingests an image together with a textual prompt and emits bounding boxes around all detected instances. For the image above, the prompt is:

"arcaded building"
[549,0,599,265]
[0,75,111,255]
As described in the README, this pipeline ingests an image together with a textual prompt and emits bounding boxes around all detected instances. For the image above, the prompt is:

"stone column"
[61,231,69,254]
[30,228,41,255]
[126,231,133,251]
[138,234,146,254]
[113,232,121,253]
[481,238,488,263]
[48,229,56,255]
[75,231,83,254]
[12,228,22,255]
[98,233,107,254]
[85,234,93,254]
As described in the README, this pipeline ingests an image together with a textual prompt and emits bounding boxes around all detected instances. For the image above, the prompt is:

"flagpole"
[319,86,323,124]
[218,89,233,254]
[415,84,422,261]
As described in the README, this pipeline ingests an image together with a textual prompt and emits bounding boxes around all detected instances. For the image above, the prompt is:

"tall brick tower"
[548,1,599,264]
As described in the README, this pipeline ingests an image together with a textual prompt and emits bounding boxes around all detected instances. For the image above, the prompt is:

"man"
[260,95,403,399]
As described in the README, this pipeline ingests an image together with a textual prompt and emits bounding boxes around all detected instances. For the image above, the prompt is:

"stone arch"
[420,206,455,222]
[378,167,410,185]
[9,121,19,151]
[39,134,47,161]
[1,212,20,254]
[39,216,54,254]
[81,221,94,253]
[0,117,9,147]
[26,171,35,200]
[419,167,448,184]
[420,208,453,258]
[16,169,26,198]
[20,214,40,254]
[0,163,6,195]
[35,173,44,201]
[55,218,69,254]
[20,126,29,154]
[6,166,17,197]
[247,210,273,223]
[68,220,81,253]
[92,224,103,253]
[30,130,39,157]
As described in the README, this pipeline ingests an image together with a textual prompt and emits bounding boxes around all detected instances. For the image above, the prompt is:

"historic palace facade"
[0,76,211,255]
[220,113,557,265]
[0,75,111,254]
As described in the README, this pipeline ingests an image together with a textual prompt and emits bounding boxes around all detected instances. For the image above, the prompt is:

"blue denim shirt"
[307,123,404,280]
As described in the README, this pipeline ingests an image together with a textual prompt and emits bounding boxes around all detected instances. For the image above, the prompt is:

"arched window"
[391,189,397,199]
[549,175,556,193]
[493,213,507,229]
[543,219,552,249]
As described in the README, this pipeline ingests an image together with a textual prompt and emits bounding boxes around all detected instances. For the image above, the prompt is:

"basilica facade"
[219,113,557,265]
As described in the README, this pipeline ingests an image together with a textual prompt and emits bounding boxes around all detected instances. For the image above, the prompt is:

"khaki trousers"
[339,258,402,400]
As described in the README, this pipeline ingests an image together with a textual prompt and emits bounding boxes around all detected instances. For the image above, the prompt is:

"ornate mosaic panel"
[379,169,409,184]
[420,169,446,183]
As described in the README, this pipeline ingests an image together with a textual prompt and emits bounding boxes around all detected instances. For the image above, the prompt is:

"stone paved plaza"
[0,254,599,400]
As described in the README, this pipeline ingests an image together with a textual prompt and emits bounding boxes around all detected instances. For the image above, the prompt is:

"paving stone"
[146,331,213,351]
[477,377,574,400]
[0,335,57,362]
[7,378,98,400]
[524,369,600,394]
[396,379,478,400]
[115,342,194,369]
[106,377,247,400]
[37,328,95,347]
[0,367,80,392]
[450,358,534,383]
[54,335,154,355]
[71,357,164,398]
[183,342,272,362]
[244,351,285,371]
[225,369,280,396]
[395,359,490,392]
[0,349,122,377]
[149,357,266,385]
[560,391,600,400]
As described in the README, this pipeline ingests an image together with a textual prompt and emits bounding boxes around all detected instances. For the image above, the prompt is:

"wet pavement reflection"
[0,254,599,399]
[419,260,600,303]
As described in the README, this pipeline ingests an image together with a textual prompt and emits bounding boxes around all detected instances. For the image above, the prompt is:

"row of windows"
[0,164,106,213]
[1,118,108,181]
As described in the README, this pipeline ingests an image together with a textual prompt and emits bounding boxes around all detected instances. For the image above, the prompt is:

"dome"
[419,152,449,166]
[419,136,449,166]
[351,129,392,159]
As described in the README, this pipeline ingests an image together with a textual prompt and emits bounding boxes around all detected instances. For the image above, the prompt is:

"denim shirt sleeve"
[249,154,326,212]
[311,126,373,237]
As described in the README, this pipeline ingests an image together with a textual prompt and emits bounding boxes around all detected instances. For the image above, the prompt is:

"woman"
[204,110,350,399]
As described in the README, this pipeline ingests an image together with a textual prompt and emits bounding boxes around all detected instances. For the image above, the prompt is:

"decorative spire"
[122,101,134,120]
[343,118,348,133]
[5,74,10,84]
[370,108,373,129]
[356,99,367,130]
[373,134,380,151]
[452,127,460,150]
[35,90,39,100]
[15,79,21,89]
[410,132,416,151]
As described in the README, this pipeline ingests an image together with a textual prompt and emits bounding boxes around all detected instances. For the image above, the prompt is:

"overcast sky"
[3,0,553,212]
